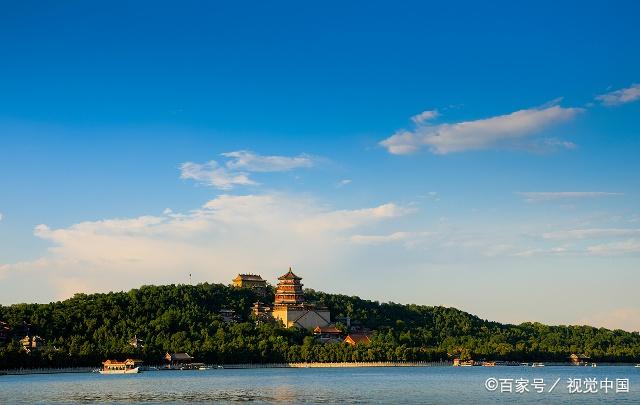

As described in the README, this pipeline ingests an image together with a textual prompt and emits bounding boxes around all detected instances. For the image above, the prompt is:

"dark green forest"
[1,283,639,369]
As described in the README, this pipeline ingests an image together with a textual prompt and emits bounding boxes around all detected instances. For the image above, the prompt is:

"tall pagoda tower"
[274,267,305,305]
[271,267,330,329]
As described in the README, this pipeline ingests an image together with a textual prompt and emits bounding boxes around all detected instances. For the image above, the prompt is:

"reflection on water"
[1,367,638,404]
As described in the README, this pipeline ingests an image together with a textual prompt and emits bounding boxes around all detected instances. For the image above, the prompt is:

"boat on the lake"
[100,359,142,374]
[452,358,475,367]
[635,364,640,368]
[531,362,545,367]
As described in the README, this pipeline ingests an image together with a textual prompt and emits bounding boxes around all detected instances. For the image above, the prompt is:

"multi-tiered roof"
[274,267,305,305]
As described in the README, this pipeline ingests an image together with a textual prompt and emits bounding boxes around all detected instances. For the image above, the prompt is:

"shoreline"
[2,361,639,375]
[221,361,450,369]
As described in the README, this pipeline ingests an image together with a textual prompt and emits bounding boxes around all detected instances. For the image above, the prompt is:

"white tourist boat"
[531,362,545,367]
[635,364,640,368]
[99,359,142,374]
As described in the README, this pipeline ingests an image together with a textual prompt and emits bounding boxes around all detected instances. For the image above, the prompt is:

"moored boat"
[452,358,475,367]
[531,362,545,367]
[99,359,142,374]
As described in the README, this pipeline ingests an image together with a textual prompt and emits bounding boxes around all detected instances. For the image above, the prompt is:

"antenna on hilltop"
[189,273,192,285]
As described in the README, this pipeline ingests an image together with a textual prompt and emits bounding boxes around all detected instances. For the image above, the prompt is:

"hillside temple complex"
[272,268,331,329]
[238,268,331,329]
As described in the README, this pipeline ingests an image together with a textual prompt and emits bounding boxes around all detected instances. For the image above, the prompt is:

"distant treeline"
[0,283,639,369]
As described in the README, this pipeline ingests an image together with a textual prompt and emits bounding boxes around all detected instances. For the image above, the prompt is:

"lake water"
[1,366,639,404]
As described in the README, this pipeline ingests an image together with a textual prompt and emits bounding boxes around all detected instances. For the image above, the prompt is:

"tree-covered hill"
[0,283,638,369]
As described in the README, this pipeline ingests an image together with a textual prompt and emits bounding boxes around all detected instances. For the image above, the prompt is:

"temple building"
[252,301,272,321]
[232,274,267,289]
[20,335,44,353]
[271,268,331,329]
[344,333,372,346]
[569,353,590,365]
[129,335,144,349]
[313,325,343,343]
[164,352,194,369]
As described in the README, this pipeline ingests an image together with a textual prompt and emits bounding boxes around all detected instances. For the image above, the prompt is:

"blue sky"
[1,1,639,330]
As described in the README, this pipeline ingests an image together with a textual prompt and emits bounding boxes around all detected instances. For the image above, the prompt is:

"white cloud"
[586,239,640,256]
[518,191,623,203]
[381,103,581,154]
[0,194,409,302]
[337,179,352,188]
[513,246,571,257]
[180,161,255,189]
[542,228,640,240]
[349,231,430,246]
[531,138,577,152]
[411,109,439,124]
[222,150,314,172]
[0,212,3,221]
[180,151,316,189]
[596,84,640,106]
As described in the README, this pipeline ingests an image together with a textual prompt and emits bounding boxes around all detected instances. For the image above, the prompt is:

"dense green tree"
[0,283,638,369]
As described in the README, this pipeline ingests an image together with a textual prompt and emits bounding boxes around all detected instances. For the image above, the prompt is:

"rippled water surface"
[1,366,639,404]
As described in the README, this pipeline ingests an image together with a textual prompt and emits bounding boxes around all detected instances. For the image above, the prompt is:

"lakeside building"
[313,325,343,343]
[271,268,331,329]
[569,353,590,365]
[232,274,267,290]
[344,333,372,346]
[164,352,194,369]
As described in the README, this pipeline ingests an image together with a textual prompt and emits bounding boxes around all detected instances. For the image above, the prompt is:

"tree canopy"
[0,283,638,369]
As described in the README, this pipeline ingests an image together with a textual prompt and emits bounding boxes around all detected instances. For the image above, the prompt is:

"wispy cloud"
[586,239,640,255]
[180,151,316,189]
[596,84,640,106]
[222,150,315,172]
[513,246,572,257]
[542,228,640,240]
[180,161,256,189]
[380,102,582,155]
[337,179,352,188]
[517,191,623,203]
[0,212,3,221]
[349,231,430,246]
[411,109,439,124]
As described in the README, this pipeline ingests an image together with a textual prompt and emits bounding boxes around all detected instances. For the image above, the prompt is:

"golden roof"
[233,274,265,281]
[278,267,302,280]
